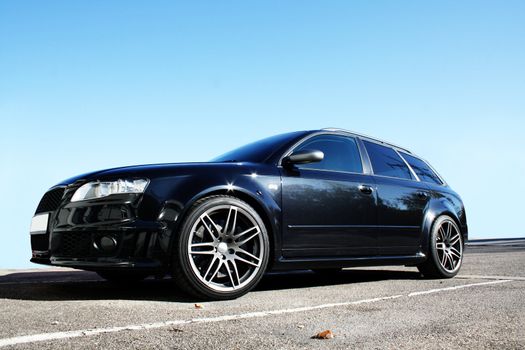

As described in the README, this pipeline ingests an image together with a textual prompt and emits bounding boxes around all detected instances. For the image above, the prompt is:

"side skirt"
[271,252,426,271]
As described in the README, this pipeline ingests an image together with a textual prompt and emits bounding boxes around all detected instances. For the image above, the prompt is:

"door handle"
[417,191,429,199]
[358,185,373,195]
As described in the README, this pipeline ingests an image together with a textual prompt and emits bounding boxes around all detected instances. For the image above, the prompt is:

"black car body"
[30,128,467,299]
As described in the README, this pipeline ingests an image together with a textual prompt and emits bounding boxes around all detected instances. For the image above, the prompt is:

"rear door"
[362,140,430,256]
[281,134,378,258]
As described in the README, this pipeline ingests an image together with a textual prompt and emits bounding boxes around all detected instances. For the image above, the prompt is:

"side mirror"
[283,149,324,167]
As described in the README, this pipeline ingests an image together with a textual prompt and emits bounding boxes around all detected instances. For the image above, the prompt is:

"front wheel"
[418,215,464,278]
[172,195,270,300]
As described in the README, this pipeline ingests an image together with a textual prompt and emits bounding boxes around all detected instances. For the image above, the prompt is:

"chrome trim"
[278,129,448,186]
[393,148,421,182]
[360,138,420,183]
[398,151,447,187]
[423,159,448,187]
[278,131,368,174]
[288,224,419,229]
[321,127,412,154]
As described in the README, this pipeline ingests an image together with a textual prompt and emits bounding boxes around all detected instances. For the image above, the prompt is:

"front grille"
[35,187,66,214]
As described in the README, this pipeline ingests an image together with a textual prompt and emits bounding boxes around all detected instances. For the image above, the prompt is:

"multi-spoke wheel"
[418,215,464,278]
[172,195,269,299]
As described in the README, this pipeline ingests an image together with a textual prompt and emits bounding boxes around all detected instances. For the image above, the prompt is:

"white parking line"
[406,280,510,296]
[457,274,525,281]
[0,279,510,348]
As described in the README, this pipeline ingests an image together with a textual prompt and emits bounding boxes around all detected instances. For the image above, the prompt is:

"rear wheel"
[172,195,270,300]
[418,215,464,278]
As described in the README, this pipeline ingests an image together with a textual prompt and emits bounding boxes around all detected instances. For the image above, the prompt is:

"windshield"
[212,131,308,163]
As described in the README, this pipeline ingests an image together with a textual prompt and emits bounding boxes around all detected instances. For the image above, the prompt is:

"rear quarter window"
[400,152,443,185]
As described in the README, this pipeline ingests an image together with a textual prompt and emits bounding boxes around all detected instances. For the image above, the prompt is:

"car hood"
[57,162,256,186]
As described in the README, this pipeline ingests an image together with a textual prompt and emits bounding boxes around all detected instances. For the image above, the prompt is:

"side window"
[400,152,443,185]
[363,140,414,180]
[294,135,363,173]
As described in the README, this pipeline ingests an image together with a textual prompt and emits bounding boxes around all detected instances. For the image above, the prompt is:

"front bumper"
[31,220,167,271]
[30,185,170,271]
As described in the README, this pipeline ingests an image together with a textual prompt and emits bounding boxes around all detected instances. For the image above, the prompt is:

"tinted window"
[363,140,414,180]
[295,135,363,173]
[400,152,443,185]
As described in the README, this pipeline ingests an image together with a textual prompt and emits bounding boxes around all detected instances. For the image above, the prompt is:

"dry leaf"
[194,303,204,309]
[312,330,334,339]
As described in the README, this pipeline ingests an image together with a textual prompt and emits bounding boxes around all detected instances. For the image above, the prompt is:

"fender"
[149,168,283,264]
[420,196,464,256]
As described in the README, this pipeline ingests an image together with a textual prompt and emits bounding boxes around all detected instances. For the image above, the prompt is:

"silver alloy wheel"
[435,219,463,273]
[187,205,264,292]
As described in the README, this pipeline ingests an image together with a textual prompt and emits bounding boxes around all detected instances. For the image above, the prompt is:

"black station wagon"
[30,128,467,299]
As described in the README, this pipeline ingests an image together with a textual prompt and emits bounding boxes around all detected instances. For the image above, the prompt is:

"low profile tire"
[96,271,149,283]
[418,215,464,278]
[172,195,270,300]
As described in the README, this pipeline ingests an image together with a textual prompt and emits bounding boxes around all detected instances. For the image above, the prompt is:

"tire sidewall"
[175,196,270,299]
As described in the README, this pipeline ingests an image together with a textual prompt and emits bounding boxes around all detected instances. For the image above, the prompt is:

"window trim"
[278,132,368,175]
[394,148,421,182]
[398,151,447,186]
[278,130,448,186]
[361,138,417,182]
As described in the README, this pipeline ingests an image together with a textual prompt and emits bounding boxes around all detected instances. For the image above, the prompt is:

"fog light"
[95,235,117,252]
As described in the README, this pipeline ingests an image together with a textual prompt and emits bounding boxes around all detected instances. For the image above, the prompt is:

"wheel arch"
[420,199,464,257]
[166,185,279,270]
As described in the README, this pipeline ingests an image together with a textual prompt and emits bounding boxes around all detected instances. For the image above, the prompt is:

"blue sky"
[1,1,524,268]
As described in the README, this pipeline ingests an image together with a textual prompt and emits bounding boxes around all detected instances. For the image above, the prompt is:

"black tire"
[172,195,270,300]
[96,270,149,283]
[418,215,464,278]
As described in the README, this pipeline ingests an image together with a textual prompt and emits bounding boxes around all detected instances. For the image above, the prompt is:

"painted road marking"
[457,274,525,281]
[0,279,510,348]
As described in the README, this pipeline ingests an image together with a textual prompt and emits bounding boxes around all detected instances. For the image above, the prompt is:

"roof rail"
[321,127,412,154]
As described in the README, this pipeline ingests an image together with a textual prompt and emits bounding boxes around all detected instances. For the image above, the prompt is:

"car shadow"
[0,268,421,303]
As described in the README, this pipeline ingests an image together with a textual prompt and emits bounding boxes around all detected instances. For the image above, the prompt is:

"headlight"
[71,179,149,202]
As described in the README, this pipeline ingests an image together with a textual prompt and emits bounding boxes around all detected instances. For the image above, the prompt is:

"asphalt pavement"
[0,241,523,349]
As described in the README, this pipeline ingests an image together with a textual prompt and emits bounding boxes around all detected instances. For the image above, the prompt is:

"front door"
[281,134,378,258]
